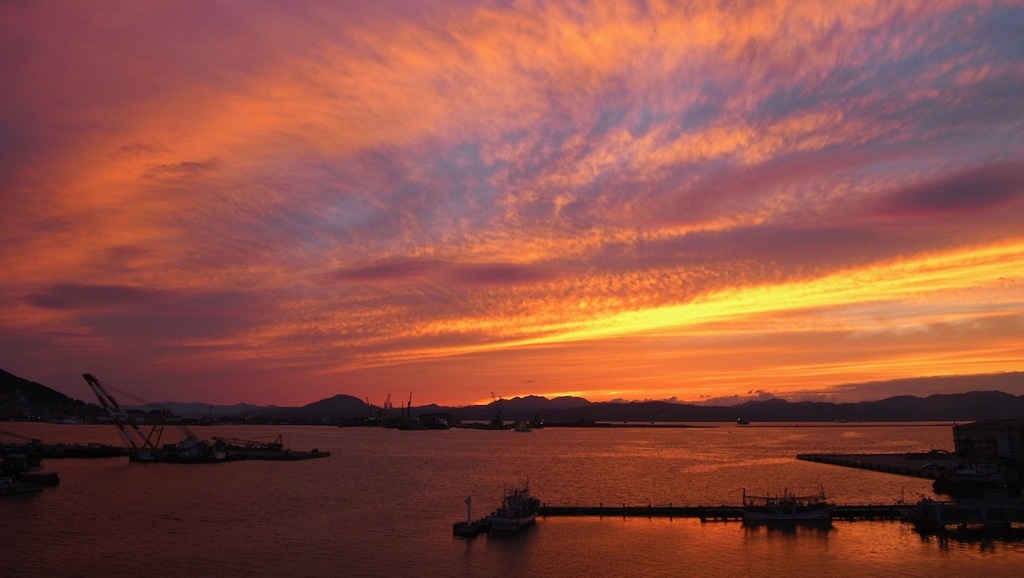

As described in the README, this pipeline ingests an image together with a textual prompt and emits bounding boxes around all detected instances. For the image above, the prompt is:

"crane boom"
[82,373,163,450]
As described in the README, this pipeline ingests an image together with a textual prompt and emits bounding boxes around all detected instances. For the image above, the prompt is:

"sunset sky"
[2,1,1022,407]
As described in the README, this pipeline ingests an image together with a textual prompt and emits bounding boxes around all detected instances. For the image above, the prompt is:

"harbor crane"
[82,373,165,451]
[82,373,201,452]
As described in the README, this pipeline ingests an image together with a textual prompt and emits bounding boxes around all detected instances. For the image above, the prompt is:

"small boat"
[742,486,834,522]
[514,421,533,433]
[485,484,541,532]
[736,418,750,426]
[932,461,1016,496]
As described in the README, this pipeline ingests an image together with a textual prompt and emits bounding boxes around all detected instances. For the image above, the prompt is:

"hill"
[437,391,1024,423]
[251,394,368,420]
[1,368,92,420]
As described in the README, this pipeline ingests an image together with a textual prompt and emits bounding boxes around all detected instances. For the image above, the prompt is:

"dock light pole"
[465,495,472,524]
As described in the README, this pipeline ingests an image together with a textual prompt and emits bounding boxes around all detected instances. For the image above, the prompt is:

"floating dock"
[223,447,330,461]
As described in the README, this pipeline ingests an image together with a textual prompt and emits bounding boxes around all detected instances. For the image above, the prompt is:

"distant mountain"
[126,401,269,417]
[252,394,369,420]
[3,367,1024,424]
[715,391,1024,422]
[501,395,592,411]
[260,394,596,422]
[518,391,1024,423]
[222,389,1024,423]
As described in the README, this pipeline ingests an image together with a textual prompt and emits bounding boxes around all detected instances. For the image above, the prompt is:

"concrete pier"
[796,452,957,479]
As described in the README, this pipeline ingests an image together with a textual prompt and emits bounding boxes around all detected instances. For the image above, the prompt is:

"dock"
[537,503,904,521]
[224,448,331,461]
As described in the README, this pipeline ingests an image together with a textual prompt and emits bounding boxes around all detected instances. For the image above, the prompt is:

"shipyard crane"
[82,373,202,450]
[82,373,164,451]
[382,393,394,422]
[363,396,392,424]
[491,391,504,427]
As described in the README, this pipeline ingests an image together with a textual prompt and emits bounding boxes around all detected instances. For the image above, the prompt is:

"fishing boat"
[742,486,835,522]
[485,484,541,532]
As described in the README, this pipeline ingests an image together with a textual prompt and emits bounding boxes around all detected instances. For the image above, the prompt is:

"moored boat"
[485,484,541,532]
[742,486,835,522]
[932,461,1018,496]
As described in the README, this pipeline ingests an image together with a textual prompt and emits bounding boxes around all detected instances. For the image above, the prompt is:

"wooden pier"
[538,503,904,521]
[537,500,1024,533]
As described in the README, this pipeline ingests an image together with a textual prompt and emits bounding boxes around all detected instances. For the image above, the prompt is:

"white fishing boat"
[485,484,541,532]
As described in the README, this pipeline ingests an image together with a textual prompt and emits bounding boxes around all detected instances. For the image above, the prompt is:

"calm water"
[3,422,1024,576]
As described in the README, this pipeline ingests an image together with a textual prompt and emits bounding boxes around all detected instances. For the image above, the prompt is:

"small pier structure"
[453,495,492,537]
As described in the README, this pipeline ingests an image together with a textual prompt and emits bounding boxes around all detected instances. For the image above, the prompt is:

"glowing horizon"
[1,1,1022,406]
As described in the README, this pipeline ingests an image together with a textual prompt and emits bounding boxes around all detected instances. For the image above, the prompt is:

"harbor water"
[3,422,1024,576]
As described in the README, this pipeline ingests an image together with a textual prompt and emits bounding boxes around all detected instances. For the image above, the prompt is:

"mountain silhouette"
[2,368,1022,422]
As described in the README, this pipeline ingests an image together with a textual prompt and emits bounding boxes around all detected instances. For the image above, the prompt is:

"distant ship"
[742,486,835,522]
[736,418,750,426]
[485,484,541,532]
